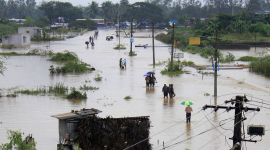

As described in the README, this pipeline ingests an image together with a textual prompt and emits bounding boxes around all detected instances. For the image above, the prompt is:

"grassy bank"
[249,55,270,77]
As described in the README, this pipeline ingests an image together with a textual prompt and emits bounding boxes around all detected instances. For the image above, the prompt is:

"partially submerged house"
[52,108,151,150]
[18,27,42,38]
[2,34,30,47]
[51,108,102,144]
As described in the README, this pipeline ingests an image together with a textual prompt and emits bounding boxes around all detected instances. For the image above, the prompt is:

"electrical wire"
[165,111,243,150]
[123,110,202,150]
[153,110,226,150]
[245,103,270,110]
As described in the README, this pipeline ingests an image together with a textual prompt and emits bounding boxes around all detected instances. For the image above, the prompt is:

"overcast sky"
[36,0,146,6]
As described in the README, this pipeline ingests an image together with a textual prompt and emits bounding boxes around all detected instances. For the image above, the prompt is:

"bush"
[61,61,92,73]
[237,56,259,61]
[49,50,78,61]
[66,90,87,99]
[94,74,102,81]
[0,130,36,150]
[161,60,183,75]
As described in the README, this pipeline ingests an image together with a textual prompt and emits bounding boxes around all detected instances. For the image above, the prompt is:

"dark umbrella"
[146,72,155,75]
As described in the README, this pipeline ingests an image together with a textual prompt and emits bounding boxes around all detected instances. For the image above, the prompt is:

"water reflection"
[146,87,155,94]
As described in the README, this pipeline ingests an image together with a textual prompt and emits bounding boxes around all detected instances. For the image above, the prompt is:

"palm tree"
[88,1,99,19]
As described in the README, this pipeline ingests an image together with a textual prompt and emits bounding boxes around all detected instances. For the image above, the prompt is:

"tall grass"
[250,55,270,76]
[48,82,68,94]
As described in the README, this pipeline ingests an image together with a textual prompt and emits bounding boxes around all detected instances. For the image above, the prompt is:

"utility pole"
[118,6,120,49]
[214,30,218,101]
[152,22,155,67]
[233,96,243,150]
[170,23,175,72]
[203,95,261,149]
[130,18,133,56]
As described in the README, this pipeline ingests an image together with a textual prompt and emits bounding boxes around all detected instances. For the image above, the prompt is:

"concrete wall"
[2,34,30,46]
[18,27,42,38]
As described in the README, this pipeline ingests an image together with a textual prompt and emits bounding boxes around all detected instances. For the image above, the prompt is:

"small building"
[51,108,102,144]
[18,27,42,38]
[2,34,30,47]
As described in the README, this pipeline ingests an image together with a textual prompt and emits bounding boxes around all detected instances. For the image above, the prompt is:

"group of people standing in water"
[145,75,157,87]
[162,83,176,99]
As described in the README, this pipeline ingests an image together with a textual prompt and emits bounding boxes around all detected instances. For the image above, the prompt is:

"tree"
[0,0,7,18]
[125,2,163,24]
[0,130,36,150]
[26,0,36,17]
[101,1,115,25]
[23,16,34,26]
[88,1,99,19]
[246,0,261,13]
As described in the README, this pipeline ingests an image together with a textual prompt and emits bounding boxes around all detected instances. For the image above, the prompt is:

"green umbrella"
[181,100,194,105]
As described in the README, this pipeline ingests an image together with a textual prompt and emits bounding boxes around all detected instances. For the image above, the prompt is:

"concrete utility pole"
[152,22,155,67]
[130,18,133,56]
[170,23,175,72]
[233,96,243,150]
[118,6,120,49]
[203,95,260,150]
[214,30,218,99]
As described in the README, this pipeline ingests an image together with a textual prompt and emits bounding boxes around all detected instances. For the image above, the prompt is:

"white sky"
[36,0,146,6]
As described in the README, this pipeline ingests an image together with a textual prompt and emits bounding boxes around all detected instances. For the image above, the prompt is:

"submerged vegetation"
[14,82,91,100]
[237,56,259,61]
[114,44,126,49]
[94,74,102,81]
[129,51,137,56]
[66,89,87,99]
[49,50,78,61]
[0,48,54,56]
[124,95,132,99]
[249,55,270,77]
[48,51,93,74]
[161,60,183,75]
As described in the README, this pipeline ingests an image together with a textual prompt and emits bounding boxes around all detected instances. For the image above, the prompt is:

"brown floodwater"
[0,28,270,149]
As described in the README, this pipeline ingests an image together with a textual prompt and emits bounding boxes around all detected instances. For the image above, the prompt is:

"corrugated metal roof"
[51,108,102,120]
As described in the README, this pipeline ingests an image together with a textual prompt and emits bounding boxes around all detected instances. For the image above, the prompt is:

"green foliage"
[68,20,97,28]
[182,60,195,66]
[61,61,92,73]
[48,82,68,94]
[237,56,259,61]
[149,61,166,66]
[79,84,99,91]
[66,89,87,99]
[94,74,102,81]
[55,28,69,35]
[129,51,137,56]
[23,17,34,27]
[35,17,50,28]
[204,93,210,96]
[161,60,183,75]
[0,23,19,41]
[49,51,78,61]
[124,95,132,99]
[114,44,126,49]
[250,55,270,77]
[0,130,36,150]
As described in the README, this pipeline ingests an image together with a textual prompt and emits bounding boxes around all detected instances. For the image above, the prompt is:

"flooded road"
[1,28,270,149]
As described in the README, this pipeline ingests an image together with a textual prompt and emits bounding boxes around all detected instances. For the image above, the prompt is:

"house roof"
[51,108,102,120]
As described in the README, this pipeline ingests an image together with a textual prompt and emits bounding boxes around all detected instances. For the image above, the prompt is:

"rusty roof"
[51,108,102,120]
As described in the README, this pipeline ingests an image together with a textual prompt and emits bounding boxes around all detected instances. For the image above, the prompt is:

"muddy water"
[1,28,270,149]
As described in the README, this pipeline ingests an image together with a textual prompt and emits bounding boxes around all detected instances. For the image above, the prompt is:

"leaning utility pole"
[170,23,175,72]
[203,95,261,150]
[152,22,155,67]
[130,18,133,56]
[214,30,218,99]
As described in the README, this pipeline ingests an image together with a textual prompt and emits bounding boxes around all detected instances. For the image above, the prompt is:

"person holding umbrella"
[182,101,193,123]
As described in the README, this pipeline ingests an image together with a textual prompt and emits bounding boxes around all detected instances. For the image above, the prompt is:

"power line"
[123,110,202,150]
[245,103,270,110]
